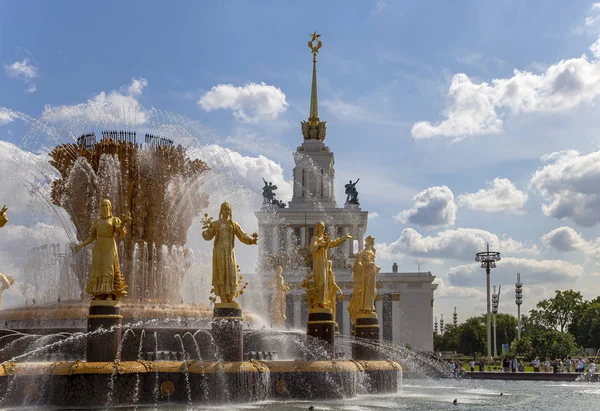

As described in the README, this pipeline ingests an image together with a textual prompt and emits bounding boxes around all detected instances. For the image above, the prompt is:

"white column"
[392,295,401,344]
[376,298,383,340]
[344,227,352,257]
[272,225,280,254]
[358,226,364,251]
[294,296,301,329]
[285,226,293,254]
[342,298,350,336]
[300,226,306,249]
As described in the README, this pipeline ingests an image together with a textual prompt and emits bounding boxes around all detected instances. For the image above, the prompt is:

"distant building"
[246,35,437,352]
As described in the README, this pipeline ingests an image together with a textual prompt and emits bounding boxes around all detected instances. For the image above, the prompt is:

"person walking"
[469,359,475,372]
[566,356,572,373]
[511,357,518,373]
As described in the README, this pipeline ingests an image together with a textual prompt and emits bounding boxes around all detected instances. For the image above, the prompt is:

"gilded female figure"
[360,235,380,312]
[348,254,364,324]
[73,199,130,300]
[309,221,351,308]
[202,202,258,304]
[269,266,290,327]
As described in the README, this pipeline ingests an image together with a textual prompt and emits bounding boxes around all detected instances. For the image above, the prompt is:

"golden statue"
[202,202,258,306]
[269,266,290,327]
[73,199,131,300]
[348,254,364,324]
[360,235,380,312]
[309,222,351,309]
[0,205,7,228]
[0,273,15,309]
[348,235,380,323]
[326,261,343,324]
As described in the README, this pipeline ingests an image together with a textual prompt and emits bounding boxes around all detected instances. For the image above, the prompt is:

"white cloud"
[412,36,600,139]
[376,227,538,262]
[198,82,288,123]
[435,277,485,299]
[126,77,148,96]
[457,177,528,213]
[529,149,600,227]
[42,77,148,125]
[395,186,457,228]
[321,98,407,126]
[368,212,379,220]
[4,58,38,93]
[447,257,584,286]
[541,226,586,252]
[0,108,18,126]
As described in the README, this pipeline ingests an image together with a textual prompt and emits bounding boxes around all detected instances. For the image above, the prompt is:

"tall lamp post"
[515,273,523,339]
[453,306,458,326]
[475,243,501,362]
[492,285,501,358]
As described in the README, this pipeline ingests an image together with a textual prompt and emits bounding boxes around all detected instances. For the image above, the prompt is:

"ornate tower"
[254,33,368,270]
[290,32,336,209]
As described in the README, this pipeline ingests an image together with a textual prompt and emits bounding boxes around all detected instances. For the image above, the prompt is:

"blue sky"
[3,0,600,320]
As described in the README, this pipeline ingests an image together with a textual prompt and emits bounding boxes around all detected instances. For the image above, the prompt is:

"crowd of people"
[450,356,599,374]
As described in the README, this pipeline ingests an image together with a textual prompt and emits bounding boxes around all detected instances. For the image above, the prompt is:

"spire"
[309,31,320,123]
[301,32,327,141]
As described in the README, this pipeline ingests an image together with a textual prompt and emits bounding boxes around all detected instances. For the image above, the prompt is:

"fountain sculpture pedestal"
[306,308,335,359]
[86,299,122,362]
[352,312,380,360]
[212,302,243,362]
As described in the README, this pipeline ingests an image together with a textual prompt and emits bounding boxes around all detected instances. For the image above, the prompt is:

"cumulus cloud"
[457,177,528,213]
[0,108,18,126]
[4,58,38,92]
[395,186,456,228]
[529,149,600,226]
[368,212,380,220]
[541,226,586,252]
[198,82,288,123]
[435,277,485,299]
[126,77,148,96]
[412,36,600,139]
[42,77,149,125]
[448,257,584,286]
[376,227,538,262]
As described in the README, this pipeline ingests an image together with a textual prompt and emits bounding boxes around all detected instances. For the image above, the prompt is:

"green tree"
[457,316,486,356]
[529,290,583,332]
[492,313,518,355]
[511,335,534,359]
[575,301,600,350]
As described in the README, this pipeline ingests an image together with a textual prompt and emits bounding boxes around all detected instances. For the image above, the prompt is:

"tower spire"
[309,31,321,123]
[301,32,327,141]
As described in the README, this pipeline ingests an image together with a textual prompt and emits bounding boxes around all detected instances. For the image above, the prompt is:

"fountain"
[0,121,402,407]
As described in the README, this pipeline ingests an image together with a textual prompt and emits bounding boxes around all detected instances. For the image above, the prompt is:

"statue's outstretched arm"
[328,234,352,249]
[74,223,98,252]
[234,222,258,245]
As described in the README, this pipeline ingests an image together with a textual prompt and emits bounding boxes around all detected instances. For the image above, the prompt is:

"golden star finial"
[308,32,322,60]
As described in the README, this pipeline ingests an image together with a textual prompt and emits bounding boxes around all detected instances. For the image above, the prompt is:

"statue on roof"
[262,178,286,208]
[345,179,360,205]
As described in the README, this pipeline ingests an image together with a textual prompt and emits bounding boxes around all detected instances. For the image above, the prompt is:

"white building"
[249,36,437,352]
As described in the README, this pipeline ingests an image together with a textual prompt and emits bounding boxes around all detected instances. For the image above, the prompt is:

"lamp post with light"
[475,243,501,362]
[515,273,523,339]
[492,285,501,358]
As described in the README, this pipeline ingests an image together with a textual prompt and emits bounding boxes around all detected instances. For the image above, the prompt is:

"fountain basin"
[0,360,401,406]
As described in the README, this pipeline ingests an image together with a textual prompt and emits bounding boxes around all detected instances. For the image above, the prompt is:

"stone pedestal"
[352,312,380,360]
[306,308,335,359]
[86,299,122,362]
[212,302,243,362]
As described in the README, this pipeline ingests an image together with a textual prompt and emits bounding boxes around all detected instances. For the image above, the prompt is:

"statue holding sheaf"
[269,266,290,328]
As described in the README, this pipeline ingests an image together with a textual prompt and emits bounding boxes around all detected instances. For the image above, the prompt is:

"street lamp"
[440,314,445,335]
[434,316,438,334]
[492,285,501,358]
[475,243,501,362]
[453,306,458,326]
[515,273,523,339]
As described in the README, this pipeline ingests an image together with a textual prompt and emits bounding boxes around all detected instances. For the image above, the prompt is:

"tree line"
[434,290,600,360]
